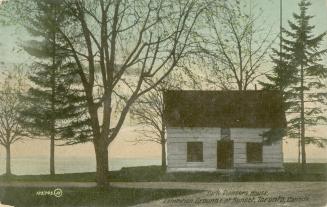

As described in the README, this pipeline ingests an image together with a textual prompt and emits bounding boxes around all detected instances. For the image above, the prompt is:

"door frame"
[217,140,234,169]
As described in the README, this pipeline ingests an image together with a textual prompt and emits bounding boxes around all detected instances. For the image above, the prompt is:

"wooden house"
[163,90,286,172]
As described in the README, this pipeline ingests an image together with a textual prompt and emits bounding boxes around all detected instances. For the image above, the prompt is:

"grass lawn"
[284,162,327,173]
[0,163,326,183]
[0,186,199,207]
[0,172,97,182]
[110,163,327,182]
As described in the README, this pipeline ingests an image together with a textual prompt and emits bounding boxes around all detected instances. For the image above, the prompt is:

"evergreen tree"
[261,0,327,167]
[20,0,91,175]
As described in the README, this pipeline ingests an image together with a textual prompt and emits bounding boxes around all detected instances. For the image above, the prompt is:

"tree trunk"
[300,63,306,170]
[161,141,166,169]
[298,135,301,164]
[50,28,56,176]
[6,145,11,175]
[94,141,109,187]
[50,133,55,175]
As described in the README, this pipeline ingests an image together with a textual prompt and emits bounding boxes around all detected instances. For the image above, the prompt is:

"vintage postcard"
[0,0,326,206]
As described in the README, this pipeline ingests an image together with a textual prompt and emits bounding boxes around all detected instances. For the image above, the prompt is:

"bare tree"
[0,68,26,175]
[130,70,200,169]
[130,84,167,168]
[200,0,275,90]
[8,0,204,186]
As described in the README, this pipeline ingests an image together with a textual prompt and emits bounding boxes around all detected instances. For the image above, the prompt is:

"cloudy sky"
[0,0,326,171]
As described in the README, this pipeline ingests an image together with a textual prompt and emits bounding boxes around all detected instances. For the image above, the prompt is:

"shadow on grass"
[0,186,200,207]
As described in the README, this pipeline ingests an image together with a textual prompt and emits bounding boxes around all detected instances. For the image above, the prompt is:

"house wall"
[166,127,283,172]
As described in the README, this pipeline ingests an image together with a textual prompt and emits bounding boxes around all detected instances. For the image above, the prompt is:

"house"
[163,90,286,172]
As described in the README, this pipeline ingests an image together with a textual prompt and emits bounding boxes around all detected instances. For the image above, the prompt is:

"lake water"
[0,157,161,175]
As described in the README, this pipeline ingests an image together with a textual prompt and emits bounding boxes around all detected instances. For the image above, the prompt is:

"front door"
[217,140,234,169]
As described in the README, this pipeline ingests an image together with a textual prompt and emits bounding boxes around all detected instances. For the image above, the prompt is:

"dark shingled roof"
[163,90,286,128]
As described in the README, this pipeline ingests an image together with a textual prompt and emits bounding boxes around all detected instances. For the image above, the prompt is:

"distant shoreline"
[0,157,161,175]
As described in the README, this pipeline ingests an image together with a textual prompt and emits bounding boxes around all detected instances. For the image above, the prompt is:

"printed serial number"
[35,188,63,198]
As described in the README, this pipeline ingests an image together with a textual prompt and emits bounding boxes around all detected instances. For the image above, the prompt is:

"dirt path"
[111,181,325,190]
[0,180,326,190]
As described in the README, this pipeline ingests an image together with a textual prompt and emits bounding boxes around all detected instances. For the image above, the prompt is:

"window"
[246,143,263,163]
[221,128,231,139]
[187,142,203,162]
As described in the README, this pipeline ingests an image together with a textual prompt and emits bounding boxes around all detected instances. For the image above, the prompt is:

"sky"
[0,0,326,167]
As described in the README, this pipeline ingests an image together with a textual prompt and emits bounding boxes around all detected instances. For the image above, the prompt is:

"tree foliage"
[17,0,92,175]
[261,0,327,165]
[20,0,91,145]
[5,0,206,186]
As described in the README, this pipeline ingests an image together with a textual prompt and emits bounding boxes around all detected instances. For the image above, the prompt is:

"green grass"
[0,163,325,207]
[0,186,198,207]
[0,172,96,182]
[110,163,327,182]
[1,163,326,183]
[284,162,327,174]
